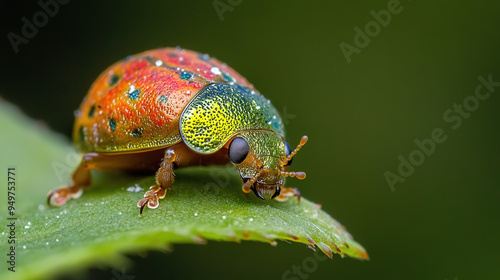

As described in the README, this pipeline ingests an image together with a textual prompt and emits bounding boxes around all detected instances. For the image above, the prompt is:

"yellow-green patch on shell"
[180,83,285,154]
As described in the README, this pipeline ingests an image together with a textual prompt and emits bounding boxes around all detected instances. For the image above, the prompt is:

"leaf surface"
[0,102,368,280]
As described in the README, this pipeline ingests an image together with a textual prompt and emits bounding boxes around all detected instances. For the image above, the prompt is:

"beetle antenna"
[279,171,306,180]
[280,135,308,167]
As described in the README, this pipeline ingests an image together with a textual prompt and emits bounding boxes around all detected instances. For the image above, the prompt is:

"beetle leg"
[47,157,90,206]
[273,187,301,202]
[137,149,176,213]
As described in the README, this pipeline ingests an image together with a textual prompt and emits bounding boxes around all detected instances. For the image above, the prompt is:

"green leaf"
[0,101,368,280]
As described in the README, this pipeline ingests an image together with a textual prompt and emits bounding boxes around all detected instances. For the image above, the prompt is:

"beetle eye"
[228,137,250,164]
[284,141,293,166]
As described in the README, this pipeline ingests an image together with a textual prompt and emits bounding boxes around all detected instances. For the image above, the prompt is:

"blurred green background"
[2,0,499,279]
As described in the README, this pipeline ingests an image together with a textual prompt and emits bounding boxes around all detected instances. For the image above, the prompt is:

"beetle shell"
[49,47,307,211]
[74,48,257,152]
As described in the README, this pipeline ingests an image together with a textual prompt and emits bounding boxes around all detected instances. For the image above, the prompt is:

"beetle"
[47,47,308,213]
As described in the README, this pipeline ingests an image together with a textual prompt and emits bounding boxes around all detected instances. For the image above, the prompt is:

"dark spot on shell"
[131,128,143,137]
[88,105,95,118]
[98,104,102,109]
[129,89,140,100]
[141,55,157,66]
[168,52,177,57]
[180,72,192,80]
[79,126,85,141]
[109,75,119,86]
[109,119,116,131]
[223,73,233,82]
[198,54,210,61]
[272,122,280,130]
[158,95,168,103]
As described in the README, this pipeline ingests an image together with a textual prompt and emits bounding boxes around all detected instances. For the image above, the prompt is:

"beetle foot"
[137,185,166,214]
[47,185,83,206]
[273,187,301,202]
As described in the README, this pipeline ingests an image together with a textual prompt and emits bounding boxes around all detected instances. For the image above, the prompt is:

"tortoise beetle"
[48,47,308,213]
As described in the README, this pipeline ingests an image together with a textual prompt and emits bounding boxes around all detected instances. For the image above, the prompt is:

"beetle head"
[226,131,308,200]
